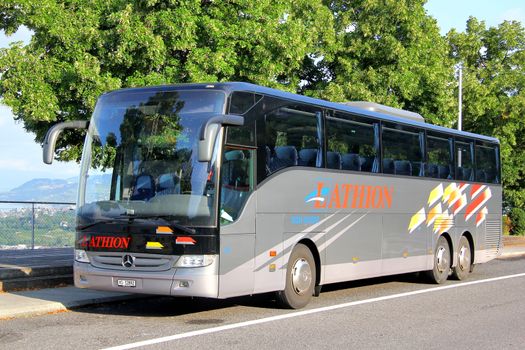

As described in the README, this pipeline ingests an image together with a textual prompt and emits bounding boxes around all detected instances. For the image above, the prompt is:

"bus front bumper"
[74,260,219,298]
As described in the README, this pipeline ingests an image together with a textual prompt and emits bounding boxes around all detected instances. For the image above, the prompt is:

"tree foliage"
[0,0,335,160]
[447,18,525,207]
[509,207,525,236]
[305,0,456,126]
[1,1,524,205]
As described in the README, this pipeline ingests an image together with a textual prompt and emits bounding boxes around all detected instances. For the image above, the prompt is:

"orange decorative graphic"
[408,182,492,234]
[426,203,442,226]
[476,207,488,227]
[176,236,196,245]
[156,226,173,234]
[408,208,426,233]
[465,187,492,221]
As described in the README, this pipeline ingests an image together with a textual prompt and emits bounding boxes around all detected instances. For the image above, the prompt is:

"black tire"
[452,236,472,280]
[425,235,451,284]
[277,244,316,309]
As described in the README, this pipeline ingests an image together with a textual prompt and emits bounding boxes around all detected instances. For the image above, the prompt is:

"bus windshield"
[77,89,225,228]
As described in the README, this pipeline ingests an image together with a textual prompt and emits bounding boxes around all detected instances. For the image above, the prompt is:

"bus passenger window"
[264,104,322,175]
[426,134,453,180]
[327,113,378,172]
[455,140,474,181]
[382,124,424,177]
[220,148,254,225]
[475,143,499,183]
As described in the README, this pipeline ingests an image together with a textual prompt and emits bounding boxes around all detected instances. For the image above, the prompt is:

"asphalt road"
[2,257,525,350]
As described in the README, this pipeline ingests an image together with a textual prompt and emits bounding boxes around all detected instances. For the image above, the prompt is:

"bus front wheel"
[277,243,316,309]
[426,235,451,284]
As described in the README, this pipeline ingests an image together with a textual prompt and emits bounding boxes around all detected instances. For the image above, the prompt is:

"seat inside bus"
[156,173,181,195]
[298,148,318,167]
[394,160,412,176]
[457,167,473,181]
[130,174,156,200]
[269,145,298,172]
[476,169,486,182]
[383,158,395,174]
[342,153,361,171]
[327,151,342,169]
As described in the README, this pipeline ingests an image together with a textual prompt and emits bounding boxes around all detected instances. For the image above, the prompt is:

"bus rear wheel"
[426,235,451,284]
[277,243,315,309]
[452,236,472,280]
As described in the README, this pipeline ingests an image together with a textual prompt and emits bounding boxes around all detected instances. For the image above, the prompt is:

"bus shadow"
[73,292,280,318]
[320,271,432,294]
[74,272,435,318]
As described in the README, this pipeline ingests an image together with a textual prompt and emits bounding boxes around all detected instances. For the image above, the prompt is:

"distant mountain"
[0,175,111,203]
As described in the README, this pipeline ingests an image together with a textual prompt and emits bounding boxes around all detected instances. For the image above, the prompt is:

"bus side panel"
[323,213,382,284]
[253,213,286,294]
[218,194,256,298]
[218,234,255,298]
[382,213,430,275]
[474,214,502,264]
[252,215,326,294]
[467,185,502,264]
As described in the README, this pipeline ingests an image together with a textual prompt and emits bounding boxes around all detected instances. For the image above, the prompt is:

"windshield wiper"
[77,215,133,231]
[133,215,196,235]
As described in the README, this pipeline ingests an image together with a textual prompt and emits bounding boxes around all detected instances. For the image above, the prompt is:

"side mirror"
[198,115,244,162]
[43,120,89,164]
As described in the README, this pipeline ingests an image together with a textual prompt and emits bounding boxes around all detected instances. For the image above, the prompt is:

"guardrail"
[0,201,76,250]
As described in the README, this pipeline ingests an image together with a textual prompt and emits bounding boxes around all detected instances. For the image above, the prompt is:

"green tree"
[508,207,525,235]
[0,0,335,161]
[447,18,525,207]
[302,0,456,126]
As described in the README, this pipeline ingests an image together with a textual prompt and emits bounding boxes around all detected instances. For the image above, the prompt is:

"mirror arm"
[199,114,244,141]
[43,120,89,164]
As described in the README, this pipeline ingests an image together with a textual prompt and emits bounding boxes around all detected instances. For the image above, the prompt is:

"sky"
[0,0,524,193]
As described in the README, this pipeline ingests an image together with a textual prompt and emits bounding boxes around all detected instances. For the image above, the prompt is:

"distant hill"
[0,175,111,203]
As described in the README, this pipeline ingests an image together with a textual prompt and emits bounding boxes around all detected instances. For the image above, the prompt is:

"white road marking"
[102,272,525,350]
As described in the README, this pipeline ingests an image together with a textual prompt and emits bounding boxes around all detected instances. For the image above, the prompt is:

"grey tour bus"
[43,82,501,308]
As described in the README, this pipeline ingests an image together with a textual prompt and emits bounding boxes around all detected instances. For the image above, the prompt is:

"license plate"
[117,279,136,287]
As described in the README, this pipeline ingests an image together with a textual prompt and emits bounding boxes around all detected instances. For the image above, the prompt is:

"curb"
[0,290,145,320]
[497,251,525,259]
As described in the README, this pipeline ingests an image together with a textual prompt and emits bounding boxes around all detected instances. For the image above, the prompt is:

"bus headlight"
[175,255,215,267]
[75,249,90,263]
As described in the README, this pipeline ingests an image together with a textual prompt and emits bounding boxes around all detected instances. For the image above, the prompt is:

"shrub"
[503,215,511,235]
[509,207,525,236]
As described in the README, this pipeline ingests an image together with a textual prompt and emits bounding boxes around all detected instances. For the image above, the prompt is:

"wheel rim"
[458,244,471,271]
[436,246,449,273]
[291,258,312,295]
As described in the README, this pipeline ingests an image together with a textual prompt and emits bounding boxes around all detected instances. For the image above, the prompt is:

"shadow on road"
[73,291,280,319]
[72,271,432,318]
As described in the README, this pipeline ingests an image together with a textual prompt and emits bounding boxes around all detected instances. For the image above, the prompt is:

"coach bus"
[43,82,501,308]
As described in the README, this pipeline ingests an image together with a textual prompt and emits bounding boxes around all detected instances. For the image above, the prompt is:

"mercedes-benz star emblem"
[122,254,135,268]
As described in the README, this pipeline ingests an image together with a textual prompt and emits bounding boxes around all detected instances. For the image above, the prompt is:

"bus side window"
[326,113,377,172]
[426,133,453,180]
[475,143,499,184]
[382,123,424,177]
[455,139,474,181]
[264,103,322,175]
[227,91,260,146]
[220,148,254,225]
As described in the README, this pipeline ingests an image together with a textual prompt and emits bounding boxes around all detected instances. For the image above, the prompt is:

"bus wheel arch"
[452,232,474,280]
[298,239,321,290]
[277,242,317,309]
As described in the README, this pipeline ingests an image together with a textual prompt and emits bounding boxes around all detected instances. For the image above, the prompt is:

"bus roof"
[105,82,500,144]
